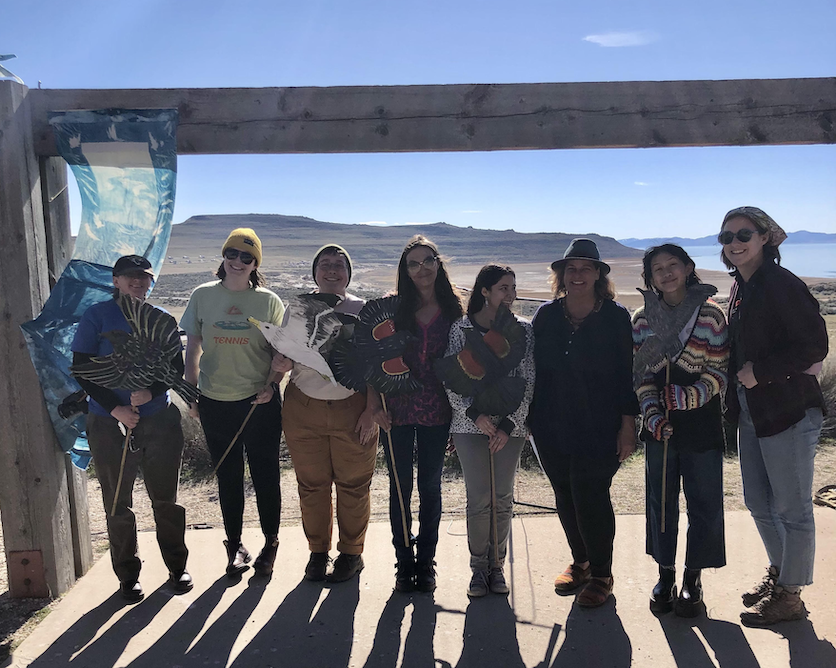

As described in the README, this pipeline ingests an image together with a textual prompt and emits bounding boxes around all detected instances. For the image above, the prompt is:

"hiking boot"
[415,560,437,593]
[395,559,415,593]
[224,540,251,577]
[554,563,591,593]
[305,552,330,582]
[675,568,703,618]
[253,536,279,577]
[650,565,676,614]
[742,565,779,608]
[467,570,490,598]
[120,579,144,603]
[327,553,364,583]
[740,586,805,627]
[489,567,510,595]
[168,570,194,594]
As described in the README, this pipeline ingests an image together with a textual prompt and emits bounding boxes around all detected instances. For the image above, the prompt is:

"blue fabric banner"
[21,109,178,468]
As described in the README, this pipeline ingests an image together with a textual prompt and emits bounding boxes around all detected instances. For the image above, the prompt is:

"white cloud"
[358,221,389,226]
[634,181,651,186]
[583,31,658,47]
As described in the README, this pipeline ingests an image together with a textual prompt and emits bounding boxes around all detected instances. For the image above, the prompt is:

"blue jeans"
[645,440,725,569]
[737,385,822,587]
[383,424,449,564]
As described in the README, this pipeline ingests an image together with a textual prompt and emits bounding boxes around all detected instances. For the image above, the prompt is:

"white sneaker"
[489,567,509,595]
[467,570,490,598]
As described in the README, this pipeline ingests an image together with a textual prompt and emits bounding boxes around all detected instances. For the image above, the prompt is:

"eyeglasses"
[718,229,756,245]
[316,261,347,272]
[223,248,255,265]
[406,255,438,273]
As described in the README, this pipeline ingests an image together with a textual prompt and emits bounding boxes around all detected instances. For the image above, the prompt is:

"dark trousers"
[538,447,620,578]
[645,440,726,569]
[87,404,188,583]
[383,424,449,563]
[199,395,282,542]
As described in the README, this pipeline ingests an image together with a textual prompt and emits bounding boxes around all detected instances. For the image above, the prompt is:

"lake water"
[678,243,836,280]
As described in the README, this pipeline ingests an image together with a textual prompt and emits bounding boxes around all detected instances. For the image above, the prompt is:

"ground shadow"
[547,596,632,668]
[768,617,836,667]
[25,587,169,668]
[229,577,360,668]
[362,591,441,668]
[127,574,268,668]
[658,613,761,668]
[455,596,525,668]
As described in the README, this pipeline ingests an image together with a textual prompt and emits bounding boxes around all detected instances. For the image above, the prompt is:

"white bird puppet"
[0,54,24,84]
[249,294,345,384]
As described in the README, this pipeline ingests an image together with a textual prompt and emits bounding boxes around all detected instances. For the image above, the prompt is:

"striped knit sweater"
[631,299,729,442]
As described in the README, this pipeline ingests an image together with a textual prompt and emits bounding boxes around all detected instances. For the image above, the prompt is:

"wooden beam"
[0,80,76,598]
[28,78,836,157]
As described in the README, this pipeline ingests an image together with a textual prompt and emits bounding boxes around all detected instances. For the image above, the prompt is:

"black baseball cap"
[113,255,154,277]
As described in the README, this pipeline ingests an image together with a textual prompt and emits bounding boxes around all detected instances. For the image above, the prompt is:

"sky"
[3,0,836,239]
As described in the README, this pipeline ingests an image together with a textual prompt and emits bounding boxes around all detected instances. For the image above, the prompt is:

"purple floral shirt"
[387,311,452,427]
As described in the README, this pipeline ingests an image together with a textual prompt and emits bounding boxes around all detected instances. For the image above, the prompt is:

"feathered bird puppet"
[329,296,421,395]
[70,294,199,404]
[249,294,345,384]
[435,304,527,417]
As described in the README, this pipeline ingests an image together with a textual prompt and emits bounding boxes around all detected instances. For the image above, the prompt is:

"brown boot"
[253,536,279,577]
[742,565,779,608]
[740,586,805,627]
[224,540,251,577]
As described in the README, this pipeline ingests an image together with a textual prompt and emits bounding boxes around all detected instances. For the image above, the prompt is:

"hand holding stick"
[381,393,411,549]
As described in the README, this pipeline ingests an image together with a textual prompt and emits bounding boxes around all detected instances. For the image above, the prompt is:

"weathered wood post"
[0,80,76,597]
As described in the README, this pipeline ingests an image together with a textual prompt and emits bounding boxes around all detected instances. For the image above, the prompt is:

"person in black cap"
[71,255,191,602]
[528,238,639,608]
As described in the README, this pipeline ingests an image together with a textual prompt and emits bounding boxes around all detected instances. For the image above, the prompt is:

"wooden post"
[39,156,93,578]
[0,80,76,597]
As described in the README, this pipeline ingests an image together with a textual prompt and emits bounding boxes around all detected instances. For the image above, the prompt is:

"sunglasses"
[406,255,438,273]
[718,229,757,245]
[223,248,255,265]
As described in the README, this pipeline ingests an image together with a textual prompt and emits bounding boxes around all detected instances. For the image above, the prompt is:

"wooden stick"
[661,356,671,534]
[213,372,277,475]
[381,394,411,549]
[110,427,132,517]
[489,449,500,568]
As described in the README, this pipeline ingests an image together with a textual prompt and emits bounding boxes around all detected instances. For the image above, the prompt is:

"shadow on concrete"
[546,597,632,668]
[26,588,169,668]
[128,574,267,668]
[362,591,441,668]
[455,596,525,668]
[229,578,360,668]
[767,618,836,668]
[658,614,760,668]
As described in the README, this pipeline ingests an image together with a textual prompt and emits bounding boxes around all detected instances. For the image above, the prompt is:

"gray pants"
[454,433,525,572]
[87,404,188,583]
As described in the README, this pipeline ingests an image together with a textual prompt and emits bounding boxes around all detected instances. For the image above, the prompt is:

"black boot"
[676,568,704,618]
[224,539,251,577]
[253,535,279,577]
[650,565,677,614]
[395,558,415,593]
[415,560,437,593]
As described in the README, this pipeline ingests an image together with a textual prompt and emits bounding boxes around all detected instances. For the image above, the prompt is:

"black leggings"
[538,448,620,578]
[199,395,282,542]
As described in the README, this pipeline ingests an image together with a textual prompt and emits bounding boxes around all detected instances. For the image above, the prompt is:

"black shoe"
[305,552,330,582]
[120,580,144,603]
[650,565,677,614]
[395,559,415,593]
[675,568,704,618]
[327,553,364,583]
[253,536,279,577]
[169,570,194,594]
[415,560,437,593]
[224,539,251,577]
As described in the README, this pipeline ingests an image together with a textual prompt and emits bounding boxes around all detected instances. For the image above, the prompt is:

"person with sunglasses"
[182,228,286,579]
[376,235,464,593]
[719,207,828,626]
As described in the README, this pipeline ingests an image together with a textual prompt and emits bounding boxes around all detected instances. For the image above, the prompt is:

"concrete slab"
[6,509,836,668]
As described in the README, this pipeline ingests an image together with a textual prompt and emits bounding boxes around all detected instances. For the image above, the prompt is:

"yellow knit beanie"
[222,227,263,266]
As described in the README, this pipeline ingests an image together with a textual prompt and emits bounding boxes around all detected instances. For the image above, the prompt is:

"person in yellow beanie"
[182,227,286,578]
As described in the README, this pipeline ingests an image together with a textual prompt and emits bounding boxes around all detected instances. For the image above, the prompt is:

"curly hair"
[467,264,515,319]
[394,235,463,331]
[549,261,616,301]
[641,244,701,295]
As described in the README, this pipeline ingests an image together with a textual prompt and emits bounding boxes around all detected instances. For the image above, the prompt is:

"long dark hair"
[549,263,616,301]
[395,235,463,331]
[467,265,515,319]
[641,244,701,296]
[216,261,266,288]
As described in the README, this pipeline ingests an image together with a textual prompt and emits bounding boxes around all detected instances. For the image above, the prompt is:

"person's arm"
[631,310,670,440]
[355,389,384,446]
[184,334,202,417]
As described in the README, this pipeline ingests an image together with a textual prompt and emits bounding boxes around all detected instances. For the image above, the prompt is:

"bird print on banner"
[70,294,199,404]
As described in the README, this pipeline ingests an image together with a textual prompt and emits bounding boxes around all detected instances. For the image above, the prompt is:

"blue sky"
[4,0,835,238]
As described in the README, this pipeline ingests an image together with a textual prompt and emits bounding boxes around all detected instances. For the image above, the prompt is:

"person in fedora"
[529,238,639,608]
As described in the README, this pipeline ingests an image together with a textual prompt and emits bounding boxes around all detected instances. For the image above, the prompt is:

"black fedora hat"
[550,238,610,275]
